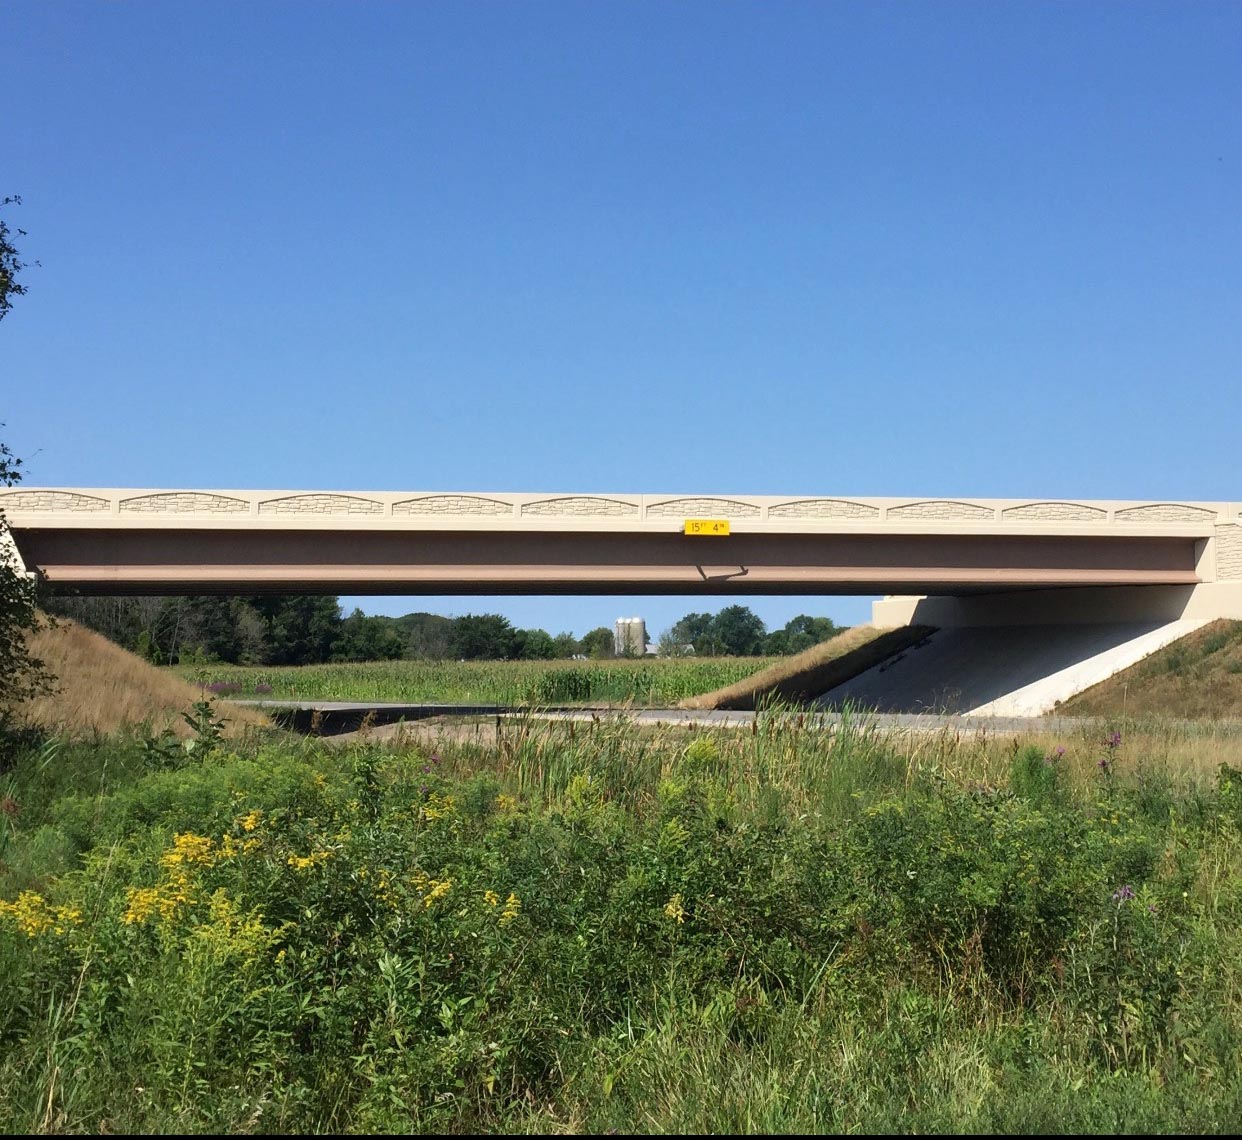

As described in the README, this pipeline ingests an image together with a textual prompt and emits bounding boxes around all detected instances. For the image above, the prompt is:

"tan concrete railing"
[2,489,1237,538]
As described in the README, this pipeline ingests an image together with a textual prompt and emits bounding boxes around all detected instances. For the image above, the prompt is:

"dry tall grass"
[13,617,270,739]
[1061,619,1242,719]
[679,624,933,710]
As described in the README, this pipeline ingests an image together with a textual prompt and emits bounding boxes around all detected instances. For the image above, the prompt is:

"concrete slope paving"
[815,621,1207,717]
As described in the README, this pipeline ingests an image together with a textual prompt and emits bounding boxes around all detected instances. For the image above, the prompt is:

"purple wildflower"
[1106,731,1122,750]
[1112,884,1135,903]
[430,754,441,766]
[1098,757,1113,774]
[255,683,273,695]
[422,764,431,774]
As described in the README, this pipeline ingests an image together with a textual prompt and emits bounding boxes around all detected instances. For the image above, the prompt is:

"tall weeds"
[1,712,1241,1132]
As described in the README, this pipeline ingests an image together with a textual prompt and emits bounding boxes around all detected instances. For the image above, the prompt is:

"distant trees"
[578,627,616,659]
[44,594,848,667]
[448,616,565,661]
[662,607,845,657]
[401,613,454,660]
[334,608,405,662]
[656,627,692,657]
[448,614,518,660]
[551,631,580,657]
[667,612,717,655]
[764,615,841,655]
[513,627,556,660]
[247,597,342,666]
[666,607,768,656]
[712,605,768,656]
[48,595,344,666]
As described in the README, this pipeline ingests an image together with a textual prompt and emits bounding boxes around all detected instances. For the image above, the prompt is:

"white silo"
[614,616,647,657]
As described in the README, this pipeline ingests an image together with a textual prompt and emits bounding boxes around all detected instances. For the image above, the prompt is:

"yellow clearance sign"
[683,518,731,536]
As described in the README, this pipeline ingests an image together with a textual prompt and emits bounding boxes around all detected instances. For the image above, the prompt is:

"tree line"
[47,595,846,666]
[661,606,843,657]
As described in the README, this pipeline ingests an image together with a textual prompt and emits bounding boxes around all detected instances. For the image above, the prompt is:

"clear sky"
[4,1,1240,640]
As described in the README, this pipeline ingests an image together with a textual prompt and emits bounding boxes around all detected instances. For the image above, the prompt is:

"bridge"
[4,488,1241,627]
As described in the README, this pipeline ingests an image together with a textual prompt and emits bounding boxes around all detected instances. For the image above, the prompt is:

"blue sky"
[4,1,1240,639]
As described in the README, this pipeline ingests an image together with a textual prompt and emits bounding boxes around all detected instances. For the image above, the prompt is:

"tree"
[550,631,580,658]
[1,201,52,711]
[669,611,721,656]
[712,605,767,656]
[185,596,246,662]
[656,627,694,657]
[46,595,161,654]
[512,627,556,660]
[1,434,52,710]
[449,614,519,660]
[578,626,615,659]
[248,596,341,665]
[0,196,33,323]
[669,607,767,656]
[334,608,405,662]
[765,614,843,655]
[233,603,270,664]
[401,612,454,660]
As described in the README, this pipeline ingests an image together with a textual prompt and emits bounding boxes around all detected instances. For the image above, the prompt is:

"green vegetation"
[2,711,1242,1132]
[1,205,52,717]
[1063,619,1242,720]
[663,607,845,656]
[0,194,32,322]
[0,431,49,715]
[176,656,779,707]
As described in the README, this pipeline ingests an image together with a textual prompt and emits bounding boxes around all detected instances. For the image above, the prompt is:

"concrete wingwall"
[863,577,1242,716]
[864,538,1242,713]
[1,525,33,581]
[818,621,1211,717]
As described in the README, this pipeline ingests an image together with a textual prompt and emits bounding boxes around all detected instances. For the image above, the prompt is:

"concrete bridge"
[4,488,1242,628]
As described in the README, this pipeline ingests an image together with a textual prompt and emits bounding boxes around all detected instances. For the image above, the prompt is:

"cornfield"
[171,657,778,706]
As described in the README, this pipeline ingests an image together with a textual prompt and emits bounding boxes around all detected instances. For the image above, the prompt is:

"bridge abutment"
[873,582,1242,628]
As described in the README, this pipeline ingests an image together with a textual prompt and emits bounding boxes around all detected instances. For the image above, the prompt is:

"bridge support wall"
[1,526,33,582]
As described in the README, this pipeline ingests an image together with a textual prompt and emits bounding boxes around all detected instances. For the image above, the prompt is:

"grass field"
[172,656,780,707]
[3,706,1242,1132]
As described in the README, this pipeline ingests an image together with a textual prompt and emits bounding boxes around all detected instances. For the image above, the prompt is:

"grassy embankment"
[1063,619,1242,719]
[16,618,270,738]
[172,656,780,707]
[3,703,1242,1132]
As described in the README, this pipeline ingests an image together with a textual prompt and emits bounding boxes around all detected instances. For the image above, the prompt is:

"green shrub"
[1010,743,1065,808]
